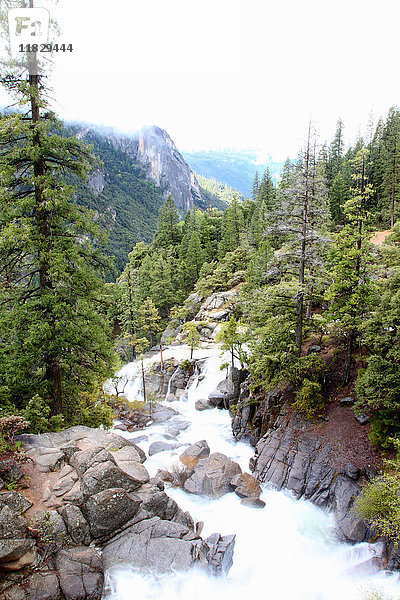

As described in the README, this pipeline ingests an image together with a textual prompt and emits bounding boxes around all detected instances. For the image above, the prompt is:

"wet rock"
[251,410,370,543]
[166,420,190,436]
[230,472,262,499]
[101,517,206,573]
[183,452,242,499]
[81,461,148,497]
[130,435,148,445]
[83,488,142,539]
[55,547,103,600]
[240,497,266,509]
[204,533,235,575]
[345,463,361,480]
[149,441,182,456]
[208,391,225,408]
[134,484,194,529]
[179,440,210,469]
[195,399,214,411]
[149,406,178,423]
[60,505,91,545]
[113,423,127,432]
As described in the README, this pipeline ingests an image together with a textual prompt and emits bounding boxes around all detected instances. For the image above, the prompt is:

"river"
[104,344,400,600]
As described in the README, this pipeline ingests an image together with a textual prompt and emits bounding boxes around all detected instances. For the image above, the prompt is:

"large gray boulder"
[101,517,206,573]
[81,460,148,497]
[183,452,242,498]
[60,505,91,545]
[55,547,103,600]
[83,488,142,539]
[148,441,182,456]
[18,426,134,451]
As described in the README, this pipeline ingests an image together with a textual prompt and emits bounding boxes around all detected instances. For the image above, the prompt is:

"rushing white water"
[104,345,400,600]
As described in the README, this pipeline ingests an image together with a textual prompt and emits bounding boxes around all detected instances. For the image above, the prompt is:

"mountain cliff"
[69,125,207,272]
[135,126,202,213]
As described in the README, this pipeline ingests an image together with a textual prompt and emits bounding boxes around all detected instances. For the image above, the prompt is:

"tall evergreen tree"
[382,107,400,228]
[155,194,181,247]
[326,148,373,384]
[0,27,115,417]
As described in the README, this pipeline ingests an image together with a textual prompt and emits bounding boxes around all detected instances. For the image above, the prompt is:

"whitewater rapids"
[104,344,400,600]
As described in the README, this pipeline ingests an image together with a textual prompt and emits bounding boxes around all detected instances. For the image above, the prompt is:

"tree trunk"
[296,122,312,356]
[343,331,354,386]
[391,172,395,229]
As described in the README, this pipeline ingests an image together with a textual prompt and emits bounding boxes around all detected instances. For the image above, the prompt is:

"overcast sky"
[1,0,399,159]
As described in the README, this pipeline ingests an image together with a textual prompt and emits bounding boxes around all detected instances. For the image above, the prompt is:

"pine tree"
[382,107,400,228]
[138,297,160,347]
[0,25,115,417]
[155,194,181,247]
[326,119,345,189]
[252,172,260,201]
[271,124,329,354]
[326,148,373,385]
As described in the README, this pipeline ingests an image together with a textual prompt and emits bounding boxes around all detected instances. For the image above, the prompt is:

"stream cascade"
[105,344,400,600]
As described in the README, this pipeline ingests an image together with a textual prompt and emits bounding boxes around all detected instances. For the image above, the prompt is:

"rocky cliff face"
[226,369,388,552]
[135,126,202,213]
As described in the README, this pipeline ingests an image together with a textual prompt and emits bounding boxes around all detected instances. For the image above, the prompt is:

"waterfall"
[104,344,400,600]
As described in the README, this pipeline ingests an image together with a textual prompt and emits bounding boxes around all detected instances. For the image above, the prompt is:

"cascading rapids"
[103,344,400,600]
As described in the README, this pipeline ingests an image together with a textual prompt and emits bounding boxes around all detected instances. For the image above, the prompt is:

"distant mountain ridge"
[182,149,287,197]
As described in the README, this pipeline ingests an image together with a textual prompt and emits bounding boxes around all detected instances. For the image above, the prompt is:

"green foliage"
[197,174,246,210]
[0,78,116,420]
[355,224,400,446]
[67,128,164,274]
[68,389,114,429]
[216,315,248,368]
[293,380,324,418]
[23,395,64,435]
[354,455,400,543]
[182,322,201,359]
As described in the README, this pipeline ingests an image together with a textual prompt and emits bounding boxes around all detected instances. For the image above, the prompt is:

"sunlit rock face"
[136,126,202,213]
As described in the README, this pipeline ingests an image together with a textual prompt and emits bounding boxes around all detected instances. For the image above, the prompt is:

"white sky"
[1,0,400,159]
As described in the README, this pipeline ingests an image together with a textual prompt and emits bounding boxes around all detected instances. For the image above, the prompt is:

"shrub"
[24,395,64,434]
[293,379,324,418]
[0,415,30,451]
[354,451,400,543]
[166,462,191,487]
